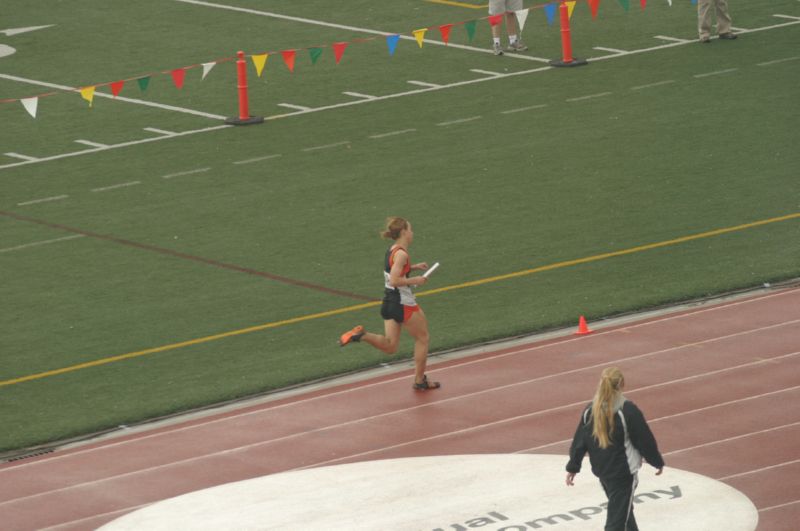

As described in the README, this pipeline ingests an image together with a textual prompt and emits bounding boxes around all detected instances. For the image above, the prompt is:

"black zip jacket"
[566,398,664,479]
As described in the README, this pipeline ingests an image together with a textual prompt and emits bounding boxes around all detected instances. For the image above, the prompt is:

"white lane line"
[0,125,230,171]
[161,167,211,179]
[90,181,141,193]
[342,91,376,100]
[515,384,800,454]
[74,139,109,149]
[171,0,551,63]
[470,68,503,77]
[38,503,152,531]
[2,294,796,471]
[593,46,627,54]
[759,499,800,513]
[500,104,548,114]
[4,152,38,161]
[436,116,482,126]
[277,103,312,111]
[232,154,282,165]
[17,195,69,206]
[302,141,351,152]
[694,68,739,78]
[566,91,613,102]
[667,421,800,457]
[0,73,226,120]
[654,35,691,43]
[143,127,178,136]
[757,55,800,66]
[631,80,676,90]
[0,235,84,254]
[368,128,417,139]
[719,457,800,481]
[407,80,441,88]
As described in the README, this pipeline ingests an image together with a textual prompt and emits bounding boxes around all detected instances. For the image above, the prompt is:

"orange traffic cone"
[575,315,593,336]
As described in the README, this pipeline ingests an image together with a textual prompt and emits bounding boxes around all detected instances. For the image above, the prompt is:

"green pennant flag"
[464,20,477,43]
[309,47,323,65]
[617,0,630,10]
[137,76,151,92]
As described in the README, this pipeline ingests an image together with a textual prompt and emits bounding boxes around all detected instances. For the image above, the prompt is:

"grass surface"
[1,0,798,453]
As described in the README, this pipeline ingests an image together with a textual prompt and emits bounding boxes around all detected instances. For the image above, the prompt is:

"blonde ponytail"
[591,367,625,449]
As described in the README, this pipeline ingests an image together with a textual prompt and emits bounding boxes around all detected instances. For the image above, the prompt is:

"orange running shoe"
[339,325,364,346]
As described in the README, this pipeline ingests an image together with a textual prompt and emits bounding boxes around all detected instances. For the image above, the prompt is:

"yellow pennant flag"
[251,53,269,77]
[413,28,427,48]
[566,1,577,19]
[80,86,96,107]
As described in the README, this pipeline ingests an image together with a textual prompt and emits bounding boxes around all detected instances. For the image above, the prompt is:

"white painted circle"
[100,454,758,530]
[0,44,17,58]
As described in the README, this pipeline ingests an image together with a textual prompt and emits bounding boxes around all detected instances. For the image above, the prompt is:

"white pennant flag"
[667,0,672,5]
[201,62,215,80]
[515,8,530,33]
[21,97,38,118]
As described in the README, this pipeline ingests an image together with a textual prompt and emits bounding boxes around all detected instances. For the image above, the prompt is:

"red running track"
[1,286,798,530]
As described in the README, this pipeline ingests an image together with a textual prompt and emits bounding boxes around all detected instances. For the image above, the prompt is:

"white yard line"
[302,141,351,152]
[161,167,212,179]
[368,128,417,139]
[90,181,141,193]
[0,235,84,254]
[4,152,38,162]
[74,139,109,149]
[757,55,800,66]
[0,73,226,120]
[773,14,800,21]
[566,91,612,102]
[500,103,548,114]
[593,46,627,54]
[470,68,503,77]
[407,80,441,88]
[653,35,691,43]
[17,195,69,206]
[631,80,675,90]
[277,103,313,111]
[342,91,376,100]
[232,154,282,165]
[143,127,178,136]
[693,68,738,78]
[436,116,482,126]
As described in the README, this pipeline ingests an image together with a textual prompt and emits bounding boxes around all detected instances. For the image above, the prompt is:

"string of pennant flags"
[3,0,698,119]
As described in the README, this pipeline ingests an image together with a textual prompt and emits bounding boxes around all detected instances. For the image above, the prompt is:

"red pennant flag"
[438,24,453,45]
[640,0,647,8]
[488,14,503,27]
[333,42,348,65]
[281,49,296,72]
[110,80,125,97]
[171,68,185,89]
[589,0,601,19]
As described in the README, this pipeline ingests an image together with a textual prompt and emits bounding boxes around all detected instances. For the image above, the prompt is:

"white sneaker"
[507,40,528,52]
[493,42,504,56]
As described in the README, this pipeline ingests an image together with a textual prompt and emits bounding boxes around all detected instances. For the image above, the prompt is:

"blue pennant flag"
[386,34,400,56]
[544,3,557,25]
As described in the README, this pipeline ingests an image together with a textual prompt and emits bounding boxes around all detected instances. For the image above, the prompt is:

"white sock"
[509,35,518,44]
[493,37,501,45]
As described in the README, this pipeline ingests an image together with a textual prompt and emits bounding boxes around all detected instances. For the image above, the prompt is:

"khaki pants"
[698,0,733,39]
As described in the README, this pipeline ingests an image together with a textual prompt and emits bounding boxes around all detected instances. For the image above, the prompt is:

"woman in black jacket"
[566,367,665,531]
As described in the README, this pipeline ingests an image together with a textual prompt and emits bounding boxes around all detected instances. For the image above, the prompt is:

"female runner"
[339,217,440,390]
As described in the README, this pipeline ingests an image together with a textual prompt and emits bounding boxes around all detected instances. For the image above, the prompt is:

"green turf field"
[1,0,798,454]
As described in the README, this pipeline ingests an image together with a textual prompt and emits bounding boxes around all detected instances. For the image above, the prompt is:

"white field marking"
[407,80,441,88]
[719,457,800,481]
[0,25,54,37]
[631,80,676,91]
[654,35,692,43]
[342,91,376,100]
[368,128,417,139]
[4,152,38,161]
[74,139,109,149]
[566,91,613,102]
[17,195,69,206]
[232,154,282,165]
[665,421,800,457]
[593,46,628,54]
[774,14,800,21]
[295,350,800,471]
[500,103,548,114]
[277,103,312,111]
[2,288,797,473]
[759,499,800,513]
[694,68,739,78]
[436,116,482,126]
[143,127,178,136]
[0,73,225,120]
[730,26,750,32]
[39,503,152,531]
[758,55,800,66]
[0,235,84,254]
[170,0,550,63]
[0,125,230,171]
[470,68,503,77]
[4,340,795,506]
[302,141,350,152]
[161,167,211,179]
[514,384,800,454]
[90,181,141,193]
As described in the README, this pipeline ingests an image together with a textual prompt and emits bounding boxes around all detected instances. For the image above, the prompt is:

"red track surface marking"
[1,286,798,530]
